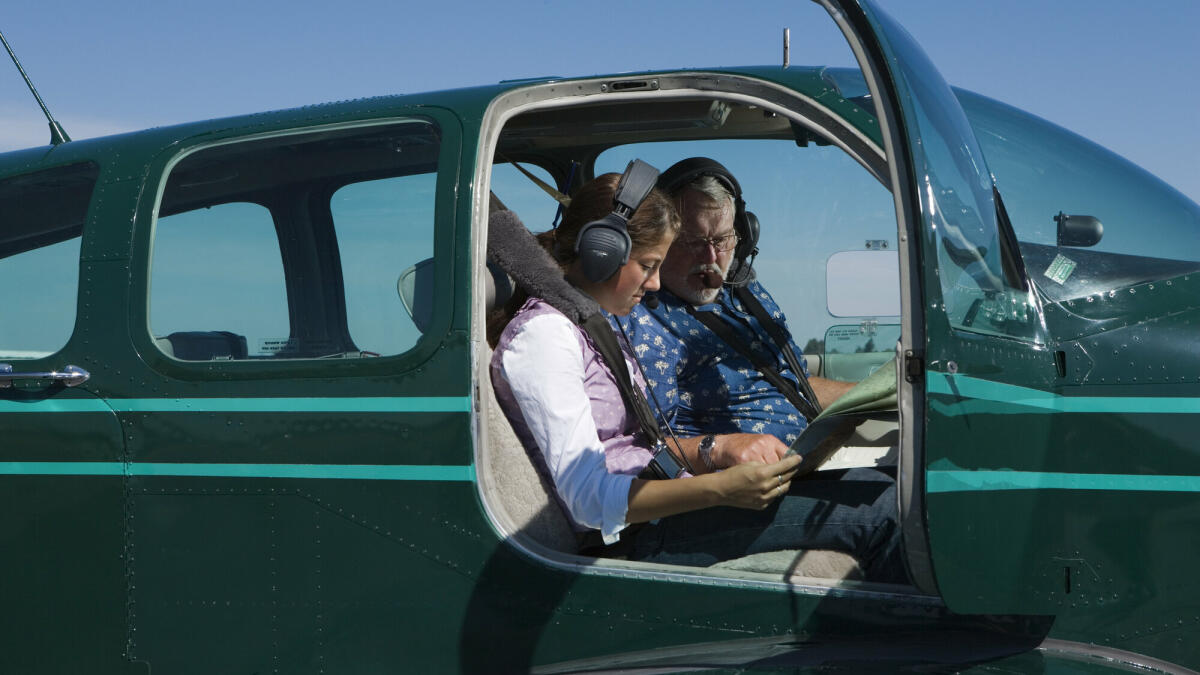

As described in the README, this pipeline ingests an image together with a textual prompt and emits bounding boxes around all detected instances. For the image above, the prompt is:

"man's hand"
[711,433,789,468]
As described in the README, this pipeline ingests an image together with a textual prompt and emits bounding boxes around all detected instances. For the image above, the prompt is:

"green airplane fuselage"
[2,1,1199,672]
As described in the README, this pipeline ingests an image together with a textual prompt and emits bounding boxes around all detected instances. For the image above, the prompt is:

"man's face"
[659,188,737,306]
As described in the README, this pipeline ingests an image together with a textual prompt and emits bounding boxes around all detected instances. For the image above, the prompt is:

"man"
[609,159,906,584]
[618,157,855,457]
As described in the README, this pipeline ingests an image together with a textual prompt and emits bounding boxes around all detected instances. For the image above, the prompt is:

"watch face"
[699,434,716,470]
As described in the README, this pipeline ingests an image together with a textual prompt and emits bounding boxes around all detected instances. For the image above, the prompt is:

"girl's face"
[575,234,673,316]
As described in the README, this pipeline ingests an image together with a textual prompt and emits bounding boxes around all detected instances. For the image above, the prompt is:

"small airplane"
[2,1,1198,672]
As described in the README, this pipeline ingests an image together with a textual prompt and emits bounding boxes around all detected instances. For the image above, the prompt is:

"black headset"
[575,159,660,283]
[656,157,760,285]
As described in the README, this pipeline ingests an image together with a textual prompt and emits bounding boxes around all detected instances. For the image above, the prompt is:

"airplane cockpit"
[472,71,910,586]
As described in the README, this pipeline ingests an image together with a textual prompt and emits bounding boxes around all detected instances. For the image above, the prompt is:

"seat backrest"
[161,331,248,360]
[473,198,578,550]
[478,344,578,551]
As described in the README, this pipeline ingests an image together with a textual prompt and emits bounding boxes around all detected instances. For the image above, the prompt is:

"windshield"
[957,89,1200,303]
[845,5,1041,343]
[828,66,1200,304]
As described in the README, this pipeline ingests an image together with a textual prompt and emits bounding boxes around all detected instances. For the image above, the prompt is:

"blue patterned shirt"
[613,281,811,445]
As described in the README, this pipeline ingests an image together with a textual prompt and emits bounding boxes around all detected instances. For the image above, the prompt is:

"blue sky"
[2,1,1197,202]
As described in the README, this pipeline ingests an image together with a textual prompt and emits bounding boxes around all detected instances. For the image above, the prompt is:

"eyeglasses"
[678,232,739,252]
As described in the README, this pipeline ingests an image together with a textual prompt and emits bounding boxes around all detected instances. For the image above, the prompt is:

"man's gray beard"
[677,263,724,306]
[677,284,720,306]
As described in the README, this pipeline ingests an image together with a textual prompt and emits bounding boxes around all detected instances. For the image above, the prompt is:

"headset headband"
[612,159,659,222]
[656,157,744,204]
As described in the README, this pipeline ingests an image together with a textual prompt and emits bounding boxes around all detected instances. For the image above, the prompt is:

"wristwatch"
[698,434,717,471]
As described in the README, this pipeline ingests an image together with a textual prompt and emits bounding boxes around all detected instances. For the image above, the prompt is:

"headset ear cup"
[735,210,760,261]
[576,215,632,283]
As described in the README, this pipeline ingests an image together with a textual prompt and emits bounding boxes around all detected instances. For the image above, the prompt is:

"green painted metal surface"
[2,0,1199,671]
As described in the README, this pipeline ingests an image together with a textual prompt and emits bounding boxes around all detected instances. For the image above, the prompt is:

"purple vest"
[491,298,655,529]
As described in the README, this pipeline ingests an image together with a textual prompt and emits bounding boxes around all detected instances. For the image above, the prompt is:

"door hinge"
[903,349,924,383]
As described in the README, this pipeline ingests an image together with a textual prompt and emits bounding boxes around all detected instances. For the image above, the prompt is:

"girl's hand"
[712,454,802,510]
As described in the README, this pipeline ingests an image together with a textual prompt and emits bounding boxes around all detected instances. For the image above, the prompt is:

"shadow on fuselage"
[456,491,1055,673]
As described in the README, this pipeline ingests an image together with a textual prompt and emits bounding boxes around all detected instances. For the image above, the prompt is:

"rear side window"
[0,162,98,359]
[151,202,289,359]
[149,121,441,361]
[331,174,435,357]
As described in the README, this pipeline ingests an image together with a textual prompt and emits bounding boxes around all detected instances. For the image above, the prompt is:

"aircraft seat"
[159,331,249,361]
[481,357,866,579]
[479,353,580,551]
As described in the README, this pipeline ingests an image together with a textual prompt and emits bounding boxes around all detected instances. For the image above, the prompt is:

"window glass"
[862,7,1041,343]
[959,89,1200,302]
[150,121,441,361]
[331,174,435,356]
[597,139,896,359]
[150,202,288,358]
[0,162,97,359]
[489,162,563,233]
[823,322,901,382]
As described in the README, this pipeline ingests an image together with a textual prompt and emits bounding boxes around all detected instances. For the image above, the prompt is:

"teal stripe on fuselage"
[0,399,114,413]
[927,373,1200,414]
[0,462,475,481]
[0,396,471,413]
[929,469,1200,493]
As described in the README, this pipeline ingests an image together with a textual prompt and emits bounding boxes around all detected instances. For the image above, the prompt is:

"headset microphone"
[643,293,660,310]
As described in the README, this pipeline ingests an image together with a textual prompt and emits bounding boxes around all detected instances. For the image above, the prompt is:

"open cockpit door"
[817,0,1057,613]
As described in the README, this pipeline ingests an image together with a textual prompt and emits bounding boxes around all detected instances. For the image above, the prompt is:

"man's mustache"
[691,263,724,289]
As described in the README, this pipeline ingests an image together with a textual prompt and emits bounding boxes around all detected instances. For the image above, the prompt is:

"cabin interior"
[472,76,912,591]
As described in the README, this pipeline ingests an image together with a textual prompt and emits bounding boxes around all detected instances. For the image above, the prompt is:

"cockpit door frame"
[815,0,940,594]
[817,0,1048,602]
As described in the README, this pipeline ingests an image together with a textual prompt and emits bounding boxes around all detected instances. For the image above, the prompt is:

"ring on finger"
[777,474,783,486]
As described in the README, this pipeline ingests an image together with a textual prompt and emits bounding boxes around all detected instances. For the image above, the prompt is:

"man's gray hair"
[681,175,735,211]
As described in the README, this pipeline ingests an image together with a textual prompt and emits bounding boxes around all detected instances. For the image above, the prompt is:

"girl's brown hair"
[539,172,678,268]
[488,172,679,345]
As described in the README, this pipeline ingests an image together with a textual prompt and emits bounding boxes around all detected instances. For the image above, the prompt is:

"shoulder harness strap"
[579,313,690,479]
[684,289,821,422]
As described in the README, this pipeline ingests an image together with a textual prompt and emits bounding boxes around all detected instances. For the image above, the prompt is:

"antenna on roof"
[782,28,790,69]
[0,29,71,146]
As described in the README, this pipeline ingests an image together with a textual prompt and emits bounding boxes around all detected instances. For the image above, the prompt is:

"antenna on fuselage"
[782,28,790,69]
[0,29,71,146]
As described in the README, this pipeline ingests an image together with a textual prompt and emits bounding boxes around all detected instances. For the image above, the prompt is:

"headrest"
[487,210,598,323]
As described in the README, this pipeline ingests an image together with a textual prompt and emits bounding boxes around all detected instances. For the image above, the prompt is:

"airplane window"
[149,120,442,361]
[0,237,82,360]
[489,161,562,232]
[596,139,897,364]
[151,202,289,358]
[960,89,1200,302]
[331,174,435,356]
[0,162,97,360]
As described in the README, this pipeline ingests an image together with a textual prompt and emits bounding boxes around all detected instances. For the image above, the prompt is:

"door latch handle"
[0,363,90,388]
